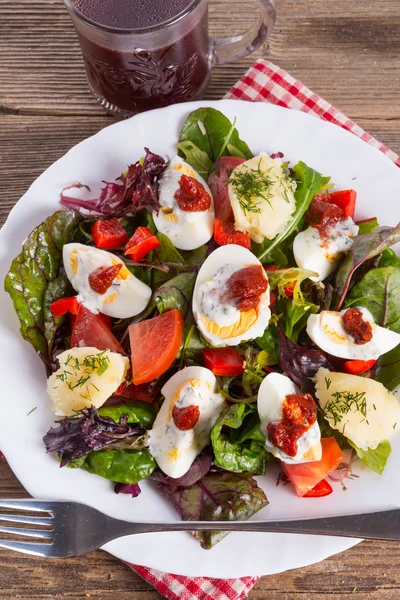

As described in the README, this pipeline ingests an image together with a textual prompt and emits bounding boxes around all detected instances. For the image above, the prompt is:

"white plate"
[1,100,400,578]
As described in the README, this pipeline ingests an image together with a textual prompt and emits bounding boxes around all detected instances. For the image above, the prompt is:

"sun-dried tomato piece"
[174,175,212,212]
[88,264,122,295]
[306,197,346,237]
[223,265,268,310]
[172,404,200,431]
[342,308,373,345]
[267,393,318,457]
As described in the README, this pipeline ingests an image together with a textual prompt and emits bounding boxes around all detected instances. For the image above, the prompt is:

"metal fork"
[0,499,399,558]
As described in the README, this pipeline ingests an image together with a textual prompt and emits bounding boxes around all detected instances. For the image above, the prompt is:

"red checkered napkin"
[2,59,399,600]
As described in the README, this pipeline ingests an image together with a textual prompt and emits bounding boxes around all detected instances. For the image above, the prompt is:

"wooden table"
[1,0,400,598]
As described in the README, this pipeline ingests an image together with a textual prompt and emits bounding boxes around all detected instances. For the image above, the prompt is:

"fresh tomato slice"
[314,190,357,219]
[282,437,343,497]
[92,218,129,249]
[208,156,245,221]
[202,348,245,376]
[213,218,251,249]
[124,227,161,262]
[50,296,80,318]
[88,264,122,295]
[303,479,333,498]
[342,359,377,375]
[128,309,184,384]
[71,305,126,355]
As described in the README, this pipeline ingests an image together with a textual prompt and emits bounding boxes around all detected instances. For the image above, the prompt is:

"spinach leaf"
[211,404,268,475]
[80,449,156,484]
[4,210,82,363]
[255,325,280,365]
[98,402,157,428]
[335,224,400,310]
[178,108,253,172]
[152,233,205,288]
[43,274,74,357]
[346,266,400,332]
[157,471,268,549]
[378,248,400,268]
[277,297,319,343]
[176,141,214,180]
[349,440,391,475]
[374,344,400,391]
[357,217,379,235]
[255,161,328,262]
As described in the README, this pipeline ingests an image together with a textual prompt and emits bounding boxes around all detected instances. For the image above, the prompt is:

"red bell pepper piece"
[202,348,245,376]
[50,296,80,318]
[213,218,251,249]
[92,218,129,249]
[342,359,377,375]
[124,227,161,262]
[314,190,357,219]
[303,479,333,498]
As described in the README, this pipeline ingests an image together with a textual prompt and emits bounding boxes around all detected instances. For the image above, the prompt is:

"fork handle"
[109,510,400,541]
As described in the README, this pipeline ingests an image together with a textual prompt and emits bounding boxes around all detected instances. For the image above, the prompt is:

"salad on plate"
[5,107,400,549]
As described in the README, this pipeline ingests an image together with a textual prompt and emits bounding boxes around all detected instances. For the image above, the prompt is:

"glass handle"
[210,0,276,66]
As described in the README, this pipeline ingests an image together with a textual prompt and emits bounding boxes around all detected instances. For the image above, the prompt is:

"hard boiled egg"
[153,156,214,250]
[293,218,359,282]
[47,347,129,416]
[307,307,400,360]
[147,366,225,478]
[257,373,322,464]
[228,153,297,243]
[63,243,151,319]
[192,245,271,346]
[315,367,400,450]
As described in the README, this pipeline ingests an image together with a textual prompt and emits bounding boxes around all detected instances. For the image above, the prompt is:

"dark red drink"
[68,0,210,115]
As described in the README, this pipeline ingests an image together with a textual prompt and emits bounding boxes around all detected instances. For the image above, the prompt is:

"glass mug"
[63,0,276,117]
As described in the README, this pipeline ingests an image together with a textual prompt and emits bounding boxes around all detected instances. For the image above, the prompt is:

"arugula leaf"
[255,161,327,262]
[277,297,319,343]
[176,141,214,180]
[266,267,318,306]
[80,449,156,484]
[255,325,280,365]
[346,266,400,332]
[357,217,379,235]
[374,344,400,391]
[211,404,268,475]
[4,210,82,362]
[157,471,268,549]
[335,224,400,310]
[378,248,400,268]
[349,440,391,475]
[178,108,253,171]
[98,402,157,429]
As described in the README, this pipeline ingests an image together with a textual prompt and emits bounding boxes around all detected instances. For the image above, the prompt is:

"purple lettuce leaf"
[277,326,333,393]
[157,471,268,549]
[114,482,142,498]
[60,148,167,217]
[150,448,213,487]
[43,407,145,466]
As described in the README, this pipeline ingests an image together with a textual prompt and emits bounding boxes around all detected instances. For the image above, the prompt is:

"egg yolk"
[201,308,258,340]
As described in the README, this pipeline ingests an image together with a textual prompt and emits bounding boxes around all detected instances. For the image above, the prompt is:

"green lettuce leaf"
[4,210,82,362]
[277,297,319,342]
[349,440,391,475]
[374,344,400,391]
[266,267,318,306]
[211,404,268,475]
[255,325,280,365]
[176,141,214,180]
[178,107,253,176]
[79,449,156,484]
[154,272,196,316]
[378,248,400,268]
[357,217,379,235]
[335,224,400,310]
[255,161,328,263]
[346,266,400,332]
[157,471,268,549]
[98,402,157,429]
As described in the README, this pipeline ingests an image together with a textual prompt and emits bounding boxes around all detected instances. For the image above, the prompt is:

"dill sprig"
[228,160,274,213]
[59,351,111,392]
[324,389,367,428]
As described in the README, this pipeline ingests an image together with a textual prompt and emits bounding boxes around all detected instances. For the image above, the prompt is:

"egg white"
[153,156,214,251]
[63,243,152,319]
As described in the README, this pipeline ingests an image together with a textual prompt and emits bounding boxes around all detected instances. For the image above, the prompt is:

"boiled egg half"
[63,243,151,319]
[147,366,225,478]
[307,307,400,360]
[192,244,271,346]
[257,373,322,464]
[153,156,214,251]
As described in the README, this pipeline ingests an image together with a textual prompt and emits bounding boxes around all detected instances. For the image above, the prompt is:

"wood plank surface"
[1,0,400,598]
